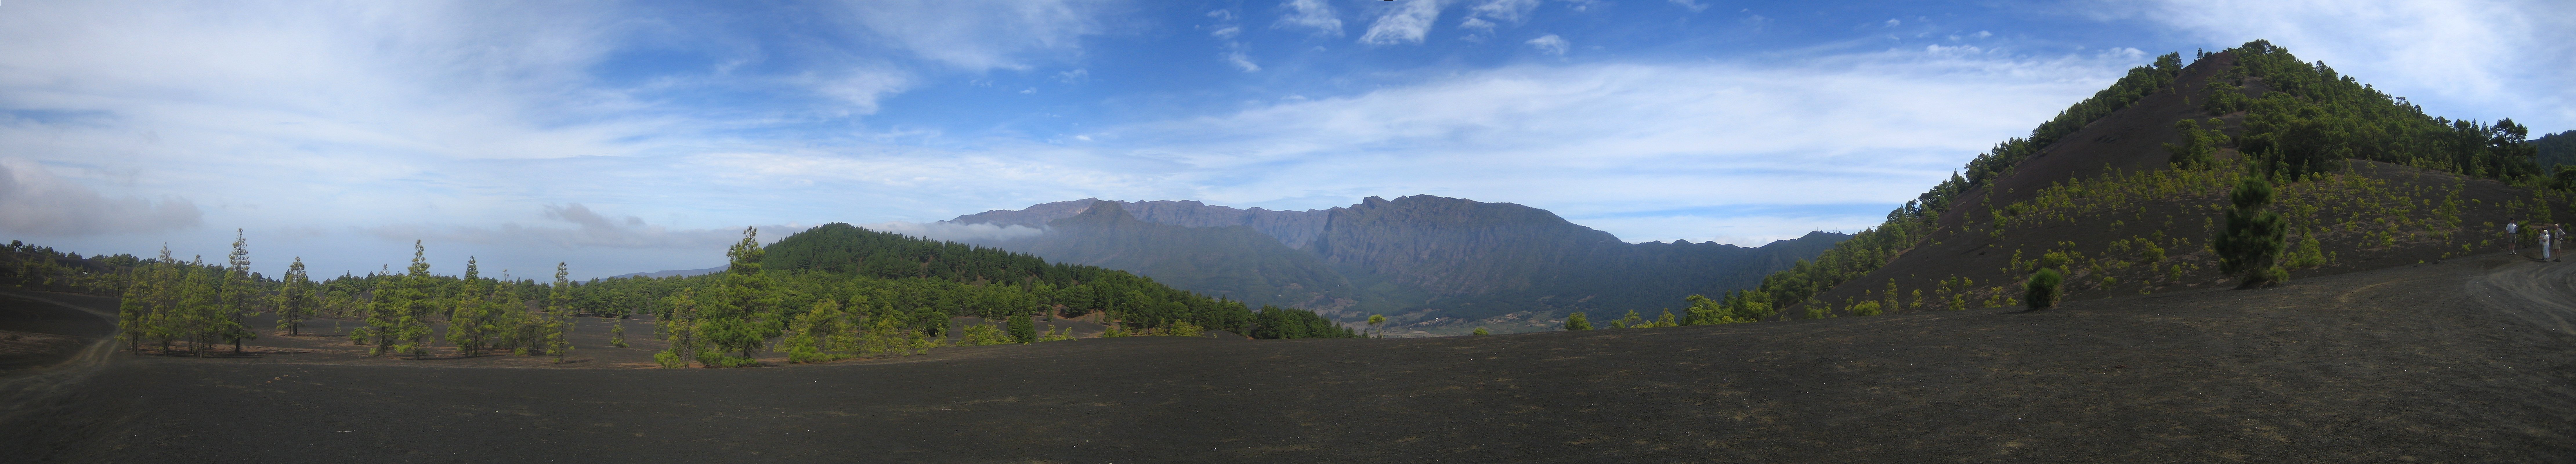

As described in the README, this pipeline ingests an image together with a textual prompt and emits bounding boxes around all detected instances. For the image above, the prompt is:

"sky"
[1,0,2569,280]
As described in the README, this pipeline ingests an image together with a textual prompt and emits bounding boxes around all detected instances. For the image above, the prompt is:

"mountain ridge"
[941,195,1848,332]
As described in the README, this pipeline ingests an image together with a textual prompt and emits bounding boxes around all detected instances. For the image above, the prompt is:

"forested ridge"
[1650,39,2562,324]
[0,222,1355,367]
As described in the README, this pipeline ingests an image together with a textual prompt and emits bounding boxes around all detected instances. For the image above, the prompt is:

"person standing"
[2508,219,2521,255]
[2542,226,2554,261]
[2555,224,2566,262]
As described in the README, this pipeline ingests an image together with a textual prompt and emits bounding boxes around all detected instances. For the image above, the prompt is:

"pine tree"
[2215,177,2289,287]
[1006,311,1036,344]
[1366,314,1386,338]
[694,227,780,367]
[2025,268,2064,310]
[609,320,627,348]
[785,299,844,363]
[1471,327,1490,336]
[370,241,435,359]
[1562,312,1590,331]
[218,230,255,353]
[178,258,220,357]
[654,287,700,368]
[544,262,574,363]
[275,257,315,336]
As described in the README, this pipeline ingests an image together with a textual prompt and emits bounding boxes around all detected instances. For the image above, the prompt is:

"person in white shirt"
[2508,219,2520,255]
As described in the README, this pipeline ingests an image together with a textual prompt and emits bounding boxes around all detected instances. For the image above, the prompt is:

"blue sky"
[1,0,2569,279]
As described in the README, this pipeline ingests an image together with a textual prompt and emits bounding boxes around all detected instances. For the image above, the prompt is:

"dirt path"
[0,290,126,445]
[2470,256,2576,336]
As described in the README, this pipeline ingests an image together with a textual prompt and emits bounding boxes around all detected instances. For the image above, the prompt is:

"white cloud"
[0,159,202,236]
[1885,19,1901,27]
[1275,0,1345,37]
[1526,35,1570,55]
[364,204,748,250]
[1226,49,1264,72]
[1669,0,1711,13]
[2126,0,2576,130]
[805,69,913,115]
[1212,26,1243,39]
[1360,0,1446,45]
[840,0,1111,72]
[857,221,1045,243]
[1468,0,1542,24]
[1082,47,2146,242]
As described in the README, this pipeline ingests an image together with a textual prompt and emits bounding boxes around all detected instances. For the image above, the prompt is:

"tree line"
[3,220,1354,364]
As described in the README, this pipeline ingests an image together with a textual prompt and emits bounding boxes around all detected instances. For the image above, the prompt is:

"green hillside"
[1678,39,2569,322]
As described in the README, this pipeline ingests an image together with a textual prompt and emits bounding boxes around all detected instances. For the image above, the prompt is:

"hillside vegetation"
[1670,40,2569,321]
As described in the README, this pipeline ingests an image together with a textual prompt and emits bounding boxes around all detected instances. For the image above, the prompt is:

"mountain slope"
[947,196,1848,333]
[1003,202,1356,308]
[1697,41,2573,320]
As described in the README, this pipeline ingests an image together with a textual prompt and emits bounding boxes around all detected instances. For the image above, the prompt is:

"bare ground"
[3,253,2573,462]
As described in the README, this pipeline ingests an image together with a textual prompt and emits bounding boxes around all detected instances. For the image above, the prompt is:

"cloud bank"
[0,159,201,236]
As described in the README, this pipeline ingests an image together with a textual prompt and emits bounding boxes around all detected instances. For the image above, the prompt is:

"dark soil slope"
[1785,50,2573,316]
[7,254,2573,462]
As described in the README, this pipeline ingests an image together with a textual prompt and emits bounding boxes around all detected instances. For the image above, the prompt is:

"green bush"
[1849,300,1883,316]
[1007,313,1036,343]
[960,323,1013,346]
[1563,312,1590,331]
[2025,268,2063,310]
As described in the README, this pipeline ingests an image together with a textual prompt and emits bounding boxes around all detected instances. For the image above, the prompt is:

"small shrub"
[960,323,1012,346]
[1166,320,1205,338]
[1849,300,1883,317]
[2025,268,2064,310]
[1562,312,1590,331]
[1471,327,1490,336]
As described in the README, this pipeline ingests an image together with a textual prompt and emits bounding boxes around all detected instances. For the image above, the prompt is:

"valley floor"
[4,253,2573,462]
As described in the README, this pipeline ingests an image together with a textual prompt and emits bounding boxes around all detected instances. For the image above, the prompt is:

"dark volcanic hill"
[1707,41,2576,321]
[947,195,1846,333]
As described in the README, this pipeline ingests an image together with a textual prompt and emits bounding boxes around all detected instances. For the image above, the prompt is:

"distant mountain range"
[938,195,1846,332]
[609,265,726,279]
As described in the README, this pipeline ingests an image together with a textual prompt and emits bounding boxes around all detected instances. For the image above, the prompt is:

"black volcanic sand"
[6,254,2575,463]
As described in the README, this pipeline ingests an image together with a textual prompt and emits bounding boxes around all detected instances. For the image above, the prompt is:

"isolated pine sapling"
[1007,312,1036,343]
[609,320,627,348]
[2215,177,2289,288]
[2024,268,2064,310]
[1562,312,1590,331]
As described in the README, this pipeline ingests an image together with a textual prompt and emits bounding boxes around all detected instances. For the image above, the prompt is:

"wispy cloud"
[364,204,753,250]
[2123,0,2575,129]
[840,0,1111,72]
[1077,47,2144,243]
[1275,0,1345,37]
[1526,34,1570,55]
[1360,0,1446,45]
